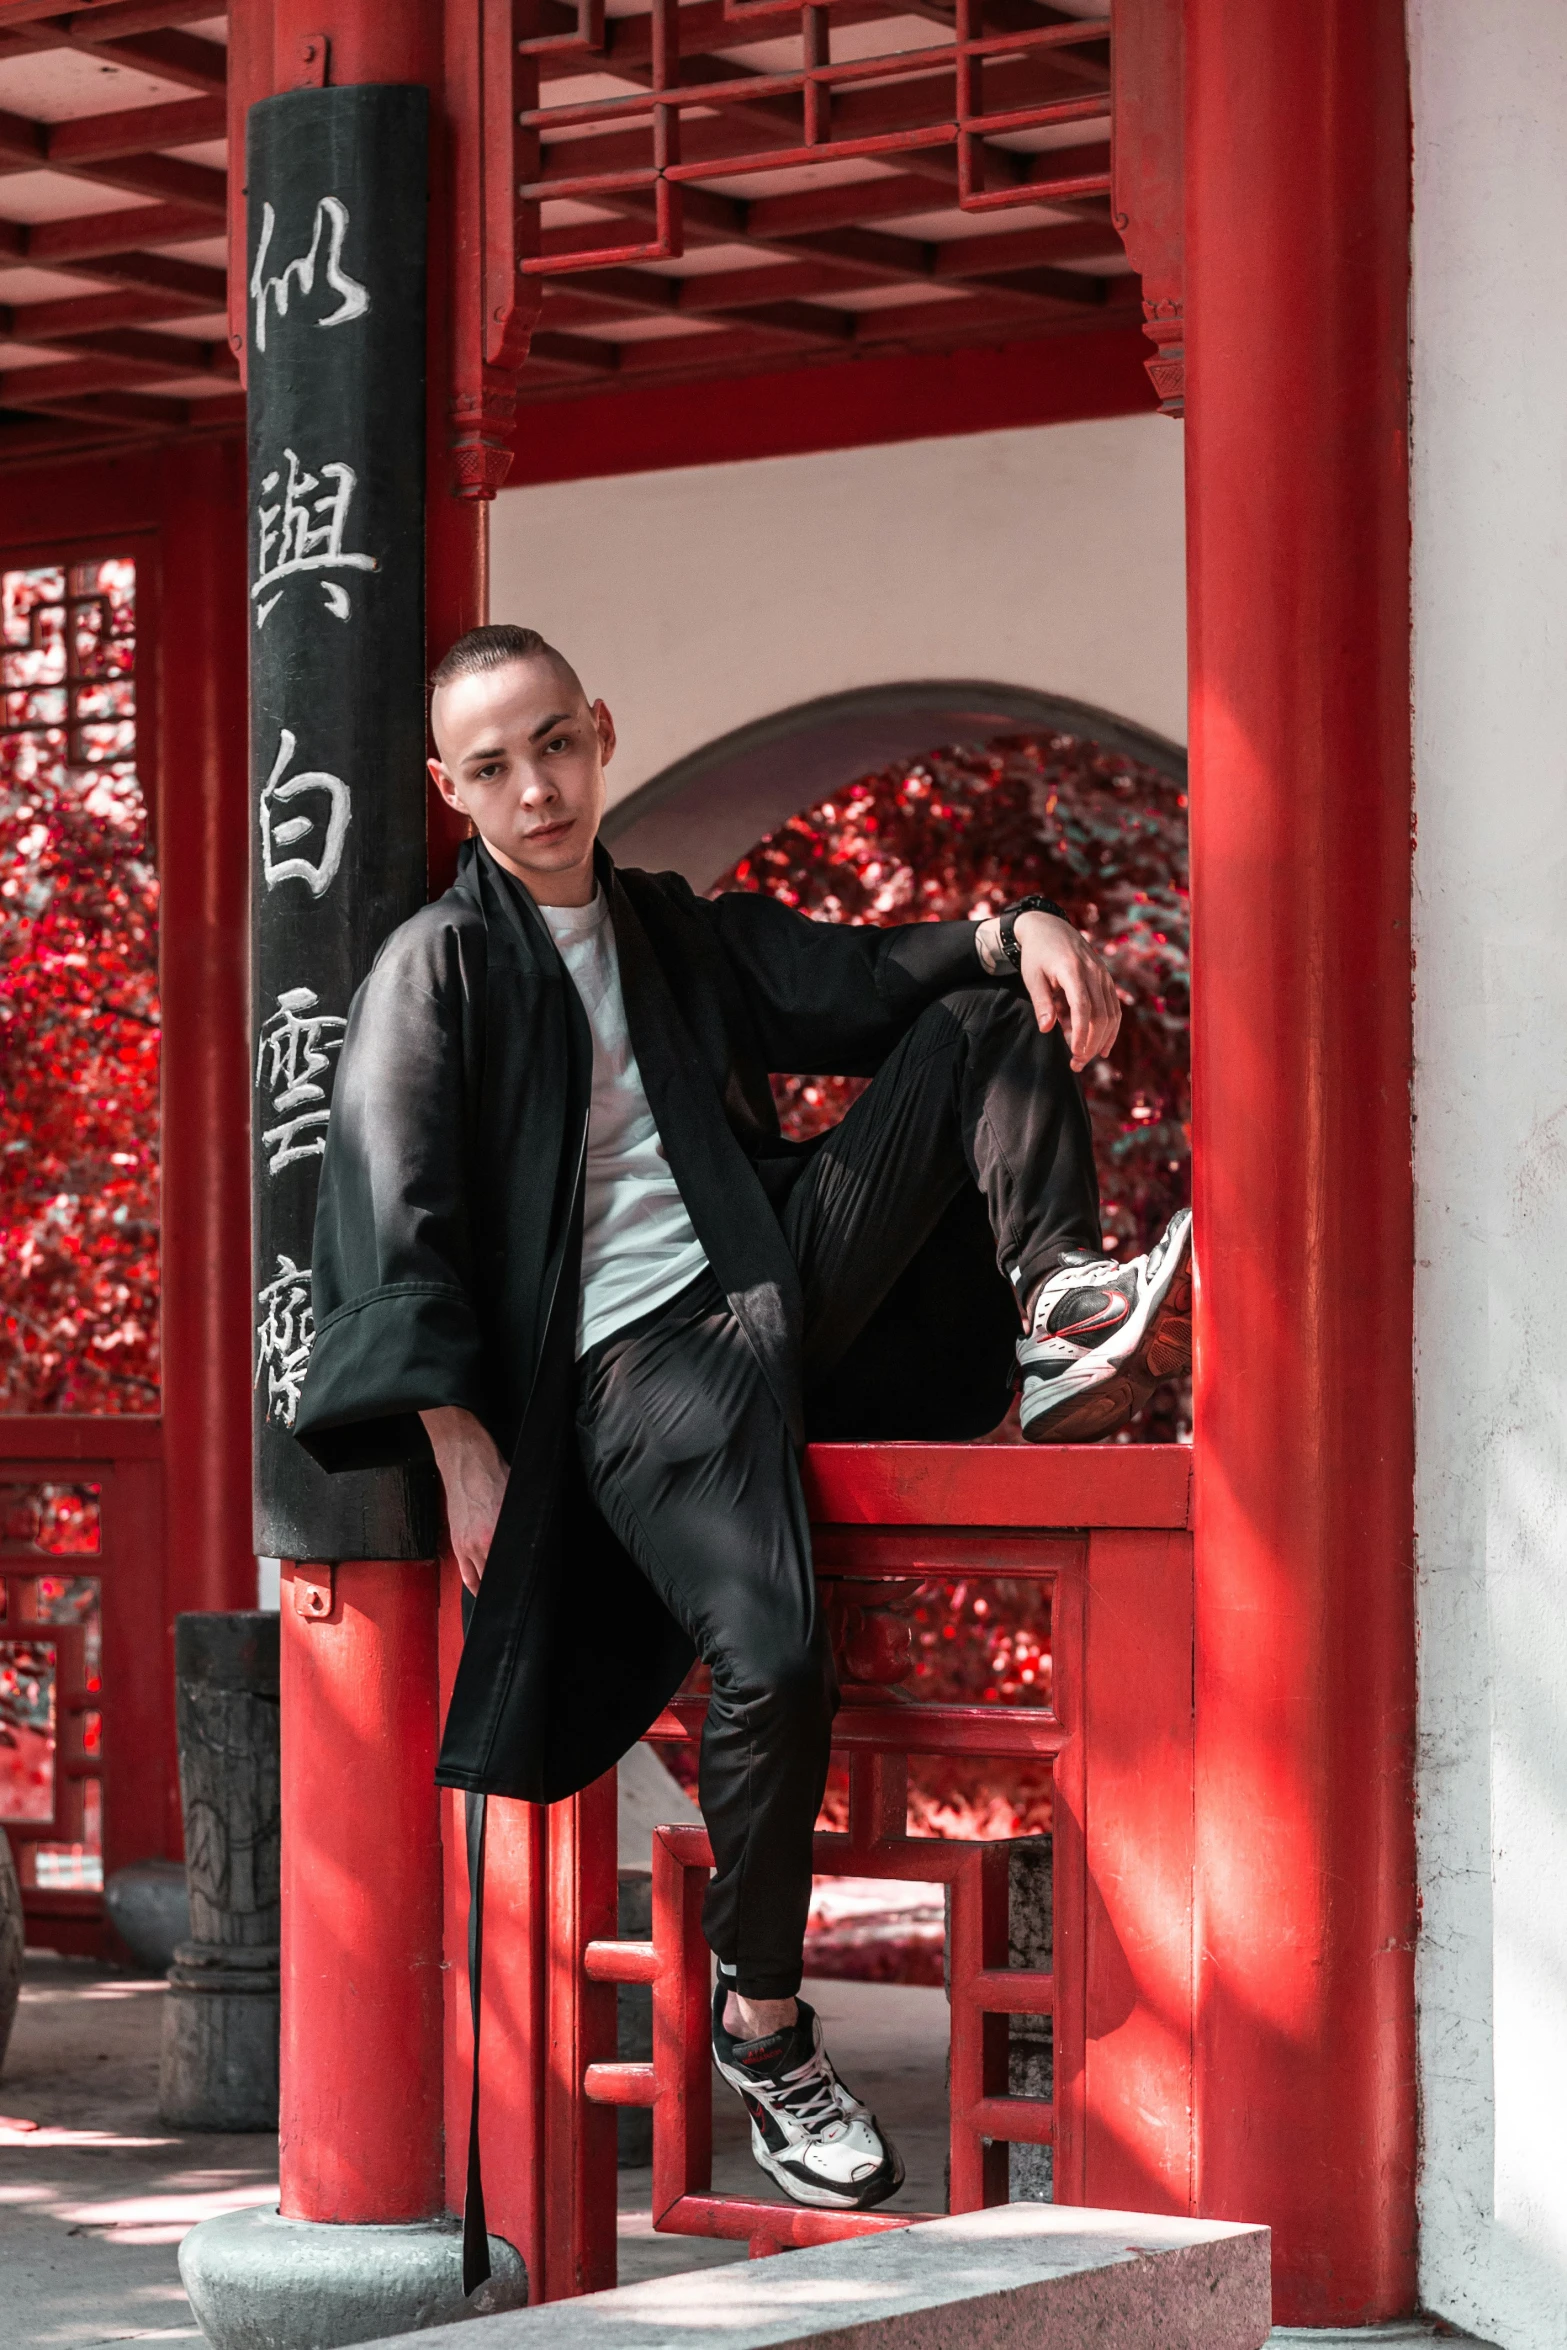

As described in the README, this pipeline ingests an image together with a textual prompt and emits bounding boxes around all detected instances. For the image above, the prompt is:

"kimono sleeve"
[700,882,986,1075]
[293,907,487,1468]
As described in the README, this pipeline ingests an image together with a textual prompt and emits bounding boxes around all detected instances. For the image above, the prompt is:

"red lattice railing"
[0,1417,168,1953]
[448,1441,1198,2297]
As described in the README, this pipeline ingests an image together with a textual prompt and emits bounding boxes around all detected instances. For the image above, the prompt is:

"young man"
[295,624,1191,2214]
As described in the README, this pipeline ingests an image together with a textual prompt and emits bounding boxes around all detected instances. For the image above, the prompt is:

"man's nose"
[520,767,558,804]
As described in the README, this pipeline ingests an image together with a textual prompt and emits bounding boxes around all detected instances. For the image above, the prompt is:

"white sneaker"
[1017,1207,1193,1443]
[712,1980,904,2211]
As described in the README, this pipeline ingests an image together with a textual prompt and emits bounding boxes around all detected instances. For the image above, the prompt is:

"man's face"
[427,654,614,905]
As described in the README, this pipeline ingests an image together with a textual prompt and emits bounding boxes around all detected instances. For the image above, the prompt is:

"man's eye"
[546,735,570,754]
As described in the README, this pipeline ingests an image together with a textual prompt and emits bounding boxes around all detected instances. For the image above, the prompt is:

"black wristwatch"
[995,894,1066,971]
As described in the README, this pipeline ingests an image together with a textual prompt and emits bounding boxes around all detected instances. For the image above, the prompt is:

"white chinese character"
[255,1254,315,1430]
[257,986,347,1175]
[253,446,377,627]
[259,727,351,899]
[250,195,370,355]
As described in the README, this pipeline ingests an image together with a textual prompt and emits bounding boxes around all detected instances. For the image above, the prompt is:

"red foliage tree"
[715,728,1191,1435]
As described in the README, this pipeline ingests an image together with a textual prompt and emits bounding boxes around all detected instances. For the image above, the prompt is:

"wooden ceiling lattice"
[0,0,1137,462]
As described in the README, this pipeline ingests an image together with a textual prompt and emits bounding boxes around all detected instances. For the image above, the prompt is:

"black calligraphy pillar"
[248,85,438,1562]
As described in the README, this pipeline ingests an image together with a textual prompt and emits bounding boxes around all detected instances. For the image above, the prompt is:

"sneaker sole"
[748,2121,906,2211]
[1020,1210,1193,1444]
[1021,1370,1139,1445]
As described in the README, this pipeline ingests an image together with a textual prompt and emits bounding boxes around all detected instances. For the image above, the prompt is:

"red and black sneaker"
[711,1975,904,2211]
[1018,1207,1192,1443]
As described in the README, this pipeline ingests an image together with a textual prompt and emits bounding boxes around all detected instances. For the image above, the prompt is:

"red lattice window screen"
[0,555,158,1415]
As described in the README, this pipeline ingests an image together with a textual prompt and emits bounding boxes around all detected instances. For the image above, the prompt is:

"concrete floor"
[0,1958,275,2348]
[0,1959,953,2341]
[2,1955,1450,2347]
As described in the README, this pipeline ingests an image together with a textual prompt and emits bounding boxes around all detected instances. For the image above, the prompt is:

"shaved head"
[425,626,615,910]
[430,623,585,705]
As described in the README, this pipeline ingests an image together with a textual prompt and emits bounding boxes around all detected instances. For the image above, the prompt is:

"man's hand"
[420,1406,508,1594]
[976,910,1122,1071]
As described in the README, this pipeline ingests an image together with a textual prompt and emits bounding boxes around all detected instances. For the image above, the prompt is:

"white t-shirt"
[540,890,710,1355]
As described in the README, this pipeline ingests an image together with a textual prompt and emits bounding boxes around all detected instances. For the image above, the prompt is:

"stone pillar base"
[159,1943,279,2131]
[178,2206,527,2350]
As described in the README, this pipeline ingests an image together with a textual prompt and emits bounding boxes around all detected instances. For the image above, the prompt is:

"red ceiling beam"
[24,201,219,264]
[506,317,1155,477]
[522,280,1137,391]
[0,99,225,213]
[0,326,233,406]
[83,250,226,302]
[44,93,226,160]
[52,0,221,31]
[3,275,224,339]
[0,11,227,94]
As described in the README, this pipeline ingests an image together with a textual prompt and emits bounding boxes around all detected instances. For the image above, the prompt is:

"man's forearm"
[420,1403,498,1478]
[420,1406,509,1594]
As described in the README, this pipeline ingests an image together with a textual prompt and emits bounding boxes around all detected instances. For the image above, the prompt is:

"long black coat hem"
[293,842,988,1802]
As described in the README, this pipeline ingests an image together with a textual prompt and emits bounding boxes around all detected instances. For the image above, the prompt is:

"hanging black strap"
[462,1788,491,2297]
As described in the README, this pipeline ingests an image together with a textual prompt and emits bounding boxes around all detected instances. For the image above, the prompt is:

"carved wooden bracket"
[1110,0,1183,416]
[450,0,547,500]
[825,1577,921,1699]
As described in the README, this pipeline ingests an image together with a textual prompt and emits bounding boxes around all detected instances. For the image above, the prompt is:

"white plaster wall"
[489,416,1187,805]
[1411,6,1567,2344]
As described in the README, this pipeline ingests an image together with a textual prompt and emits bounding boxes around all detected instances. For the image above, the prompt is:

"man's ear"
[427,755,464,811]
[592,699,617,768]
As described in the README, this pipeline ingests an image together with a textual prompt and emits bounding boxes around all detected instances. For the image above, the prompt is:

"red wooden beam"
[5,276,224,342]
[804,1441,1191,1528]
[44,93,227,162]
[24,202,222,264]
[505,316,1154,476]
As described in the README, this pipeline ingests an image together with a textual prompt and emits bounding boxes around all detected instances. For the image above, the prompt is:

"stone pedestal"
[179,2208,526,2350]
[159,1611,281,2131]
[105,1857,190,1973]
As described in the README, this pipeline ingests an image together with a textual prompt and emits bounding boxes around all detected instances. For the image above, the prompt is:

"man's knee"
[935,981,1064,1058]
[717,1613,836,1726]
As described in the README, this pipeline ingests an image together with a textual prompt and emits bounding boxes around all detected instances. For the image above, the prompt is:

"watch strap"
[996,894,1066,970]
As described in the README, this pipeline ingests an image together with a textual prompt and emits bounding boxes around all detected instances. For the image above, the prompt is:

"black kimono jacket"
[294,837,990,1801]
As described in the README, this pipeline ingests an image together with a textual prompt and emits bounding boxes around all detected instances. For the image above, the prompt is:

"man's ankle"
[724,1990,798,2039]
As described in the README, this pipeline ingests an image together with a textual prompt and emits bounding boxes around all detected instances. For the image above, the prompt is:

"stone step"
[357,2202,1270,2350]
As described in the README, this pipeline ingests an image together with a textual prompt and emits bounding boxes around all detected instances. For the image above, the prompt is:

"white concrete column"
[1411,5,1567,2344]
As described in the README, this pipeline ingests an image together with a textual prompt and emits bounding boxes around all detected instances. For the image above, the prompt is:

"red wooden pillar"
[279,1562,445,2220]
[156,439,254,1628]
[1185,0,1416,2322]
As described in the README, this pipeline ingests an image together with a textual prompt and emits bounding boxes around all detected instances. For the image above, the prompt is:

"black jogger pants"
[574,984,1100,1997]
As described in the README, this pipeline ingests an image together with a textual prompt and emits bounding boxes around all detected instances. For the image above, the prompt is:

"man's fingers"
[1055,957,1095,1065]
[459,1549,483,1595]
[1090,965,1121,1060]
[1025,964,1059,1031]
